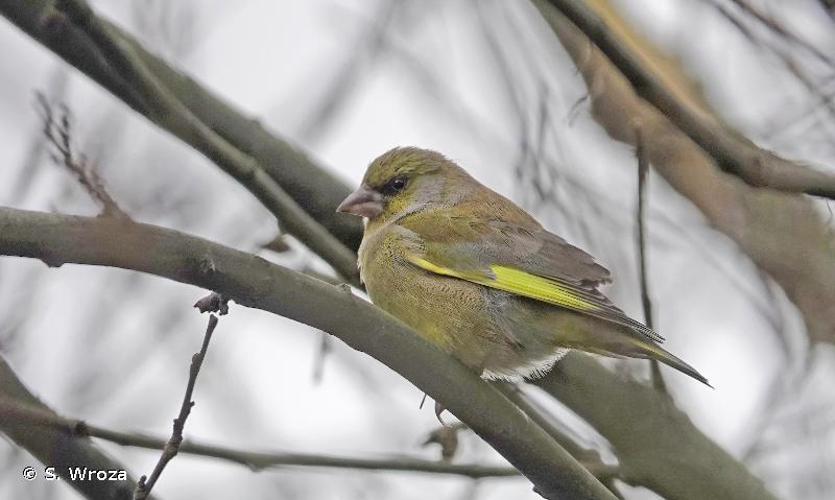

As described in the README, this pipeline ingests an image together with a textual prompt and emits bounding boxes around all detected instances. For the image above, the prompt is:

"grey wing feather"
[469,221,664,343]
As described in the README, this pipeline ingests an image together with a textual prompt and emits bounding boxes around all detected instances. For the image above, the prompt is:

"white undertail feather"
[481,348,570,382]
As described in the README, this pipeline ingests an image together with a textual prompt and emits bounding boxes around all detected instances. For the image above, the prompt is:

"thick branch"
[0,400,524,480]
[537,356,776,500]
[540,0,835,199]
[0,207,615,500]
[0,0,362,268]
[0,356,140,500]
[533,0,835,346]
[492,383,621,494]
[50,0,357,285]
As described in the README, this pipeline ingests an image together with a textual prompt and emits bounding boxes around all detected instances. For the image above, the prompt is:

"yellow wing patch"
[489,265,600,312]
[407,256,600,313]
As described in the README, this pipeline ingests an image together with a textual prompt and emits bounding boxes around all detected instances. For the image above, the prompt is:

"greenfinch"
[337,147,708,385]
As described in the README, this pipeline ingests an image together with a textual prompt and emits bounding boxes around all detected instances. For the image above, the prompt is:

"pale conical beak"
[336,185,384,219]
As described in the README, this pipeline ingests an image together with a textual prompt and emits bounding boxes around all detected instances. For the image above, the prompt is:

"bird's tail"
[547,312,711,386]
[578,325,712,387]
[628,338,712,388]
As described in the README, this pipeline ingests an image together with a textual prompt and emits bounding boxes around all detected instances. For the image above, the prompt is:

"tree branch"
[0,207,615,500]
[53,0,358,285]
[536,355,777,500]
[539,0,835,199]
[135,314,218,499]
[0,399,525,480]
[533,0,835,346]
[492,382,622,496]
[0,0,361,283]
[0,355,141,500]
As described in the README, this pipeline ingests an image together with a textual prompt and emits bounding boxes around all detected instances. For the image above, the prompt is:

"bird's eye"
[382,176,408,195]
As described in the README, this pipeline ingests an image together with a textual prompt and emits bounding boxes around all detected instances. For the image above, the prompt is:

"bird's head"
[337,147,472,223]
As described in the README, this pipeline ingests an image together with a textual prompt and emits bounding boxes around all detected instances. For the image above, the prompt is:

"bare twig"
[296,0,400,144]
[10,69,68,205]
[634,129,666,394]
[705,0,835,137]
[0,399,521,480]
[35,93,127,218]
[134,314,219,499]
[51,0,360,285]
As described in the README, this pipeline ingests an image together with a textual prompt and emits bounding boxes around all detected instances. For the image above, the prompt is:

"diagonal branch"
[492,382,622,497]
[5,0,360,285]
[0,0,362,252]
[0,206,615,500]
[532,0,835,347]
[539,0,835,199]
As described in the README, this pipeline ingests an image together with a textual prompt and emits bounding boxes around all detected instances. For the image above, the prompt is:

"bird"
[336,146,709,386]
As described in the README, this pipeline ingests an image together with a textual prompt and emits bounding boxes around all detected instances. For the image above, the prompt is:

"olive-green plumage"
[337,147,709,385]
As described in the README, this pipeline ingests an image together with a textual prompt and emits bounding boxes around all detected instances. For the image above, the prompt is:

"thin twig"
[727,0,835,72]
[634,128,667,394]
[296,0,399,144]
[35,92,127,219]
[134,314,219,499]
[705,0,835,139]
[0,399,521,480]
[10,70,69,205]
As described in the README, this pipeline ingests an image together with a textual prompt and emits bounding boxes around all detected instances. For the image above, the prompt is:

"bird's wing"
[401,215,663,343]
